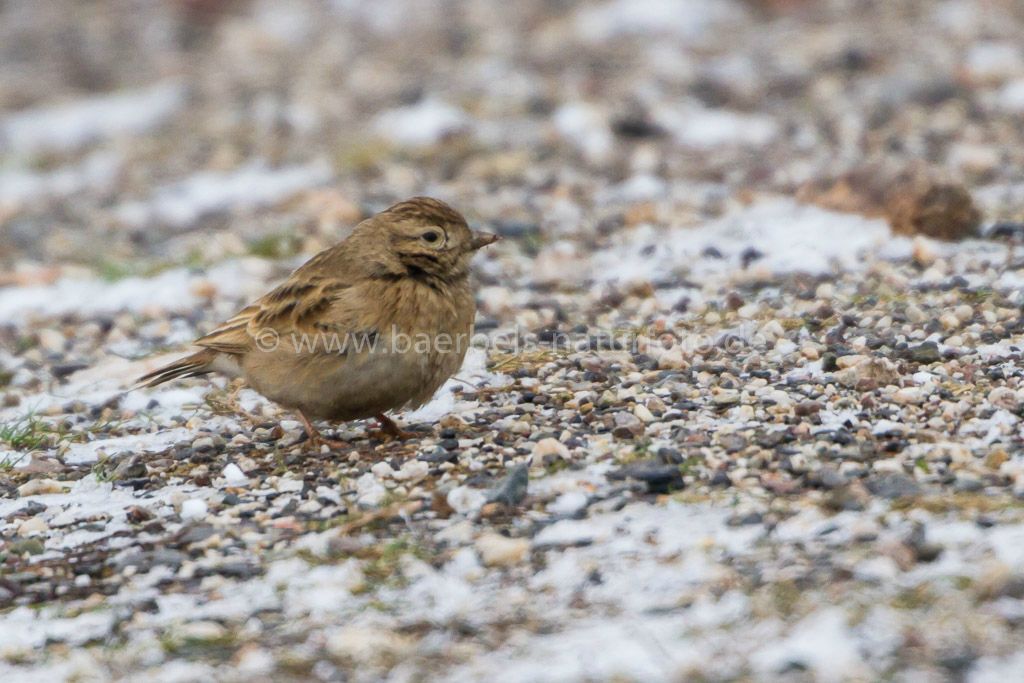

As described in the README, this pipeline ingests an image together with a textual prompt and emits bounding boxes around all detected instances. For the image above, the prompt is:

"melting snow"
[575,0,747,41]
[0,258,271,321]
[373,99,470,148]
[115,160,332,229]
[654,104,778,149]
[62,428,195,466]
[751,608,866,681]
[0,152,121,205]
[1,82,186,155]
[405,347,506,422]
[553,103,613,162]
[591,198,911,283]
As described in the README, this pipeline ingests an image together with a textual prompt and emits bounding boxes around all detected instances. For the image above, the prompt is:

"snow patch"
[0,258,271,321]
[575,0,747,41]
[373,99,469,148]
[0,152,120,205]
[405,347,506,422]
[655,104,778,149]
[63,428,194,465]
[998,78,1024,112]
[751,608,865,681]
[115,160,332,229]
[591,198,908,282]
[1,82,186,155]
[553,103,613,162]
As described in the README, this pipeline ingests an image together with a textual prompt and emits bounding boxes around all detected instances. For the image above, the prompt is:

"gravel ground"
[4,1,1024,681]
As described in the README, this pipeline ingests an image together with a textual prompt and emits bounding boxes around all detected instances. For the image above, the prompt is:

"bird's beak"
[470,231,501,250]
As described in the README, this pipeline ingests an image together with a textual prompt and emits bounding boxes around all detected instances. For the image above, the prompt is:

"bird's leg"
[297,411,347,450]
[372,413,417,441]
[224,381,263,425]
[207,380,262,424]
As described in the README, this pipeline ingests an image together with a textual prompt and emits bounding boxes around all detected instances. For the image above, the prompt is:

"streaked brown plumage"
[138,197,498,446]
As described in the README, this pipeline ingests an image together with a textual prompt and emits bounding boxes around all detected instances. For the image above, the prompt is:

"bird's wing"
[193,302,261,355]
[194,271,370,355]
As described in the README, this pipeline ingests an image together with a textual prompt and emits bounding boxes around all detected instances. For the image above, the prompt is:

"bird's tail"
[136,349,217,388]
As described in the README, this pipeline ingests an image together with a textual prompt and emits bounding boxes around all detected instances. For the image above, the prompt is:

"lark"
[138,197,498,447]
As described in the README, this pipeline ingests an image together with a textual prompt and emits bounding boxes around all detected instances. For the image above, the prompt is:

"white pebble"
[531,437,569,466]
[355,472,388,508]
[222,463,248,485]
[447,486,487,515]
[393,460,429,483]
[180,498,208,520]
[476,533,529,567]
[17,479,68,496]
[548,491,589,515]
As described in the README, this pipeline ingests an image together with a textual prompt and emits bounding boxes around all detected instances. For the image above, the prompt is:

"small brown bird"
[138,197,498,447]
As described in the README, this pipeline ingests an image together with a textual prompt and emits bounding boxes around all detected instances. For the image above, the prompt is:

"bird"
[137,196,499,448]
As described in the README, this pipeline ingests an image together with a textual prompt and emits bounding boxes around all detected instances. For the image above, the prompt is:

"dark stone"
[727,511,763,526]
[177,524,216,545]
[902,341,941,364]
[52,362,89,379]
[199,562,258,579]
[6,500,47,520]
[612,426,637,439]
[117,548,187,572]
[609,460,684,494]
[821,352,839,372]
[657,447,682,465]
[829,429,854,445]
[758,429,795,448]
[709,470,732,487]
[813,466,847,490]
[486,464,529,506]
[125,506,155,523]
[111,455,147,481]
[990,222,1024,242]
[976,515,996,528]
[795,401,823,417]
[720,434,747,453]
[611,115,664,139]
[419,447,457,464]
[905,523,943,563]
[865,472,921,499]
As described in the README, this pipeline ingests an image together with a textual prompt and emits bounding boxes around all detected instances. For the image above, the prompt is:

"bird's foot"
[306,432,349,451]
[369,413,419,441]
[297,411,347,451]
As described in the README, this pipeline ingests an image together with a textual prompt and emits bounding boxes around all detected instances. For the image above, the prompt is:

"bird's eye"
[421,230,442,244]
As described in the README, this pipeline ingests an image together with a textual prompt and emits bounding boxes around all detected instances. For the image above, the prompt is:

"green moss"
[247,233,301,259]
[891,584,935,610]
[97,260,135,282]
[357,537,432,591]
[678,455,703,476]
[0,415,67,451]
[1,414,125,457]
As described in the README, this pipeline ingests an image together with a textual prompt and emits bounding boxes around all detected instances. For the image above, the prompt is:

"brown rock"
[887,181,981,241]
[799,167,982,242]
[794,400,823,416]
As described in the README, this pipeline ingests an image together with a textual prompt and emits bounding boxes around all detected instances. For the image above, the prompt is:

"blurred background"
[3,0,1024,287]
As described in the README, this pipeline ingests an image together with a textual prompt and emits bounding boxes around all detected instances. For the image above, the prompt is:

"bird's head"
[375,197,499,281]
